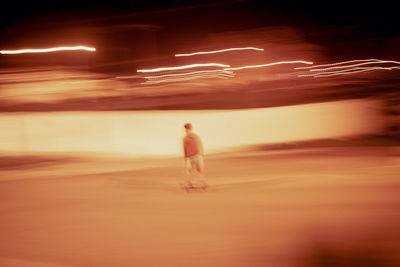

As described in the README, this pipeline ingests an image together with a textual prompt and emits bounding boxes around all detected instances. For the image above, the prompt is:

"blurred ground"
[0,146,400,266]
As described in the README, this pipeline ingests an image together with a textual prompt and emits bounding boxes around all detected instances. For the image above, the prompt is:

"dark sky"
[2,0,399,63]
[1,0,398,34]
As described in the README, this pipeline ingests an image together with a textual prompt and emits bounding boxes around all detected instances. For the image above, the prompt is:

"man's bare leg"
[185,158,194,186]
[196,155,207,187]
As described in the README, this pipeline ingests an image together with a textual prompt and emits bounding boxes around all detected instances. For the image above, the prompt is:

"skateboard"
[180,181,208,192]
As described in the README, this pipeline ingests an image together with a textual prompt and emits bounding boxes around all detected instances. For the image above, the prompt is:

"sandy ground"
[1,147,400,267]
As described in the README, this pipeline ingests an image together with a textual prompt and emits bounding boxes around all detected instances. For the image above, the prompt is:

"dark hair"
[184,123,192,130]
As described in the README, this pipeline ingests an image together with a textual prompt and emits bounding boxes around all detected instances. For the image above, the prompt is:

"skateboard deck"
[180,182,208,192]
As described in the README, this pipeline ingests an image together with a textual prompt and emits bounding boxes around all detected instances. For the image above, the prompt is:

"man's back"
[183,132,203,158]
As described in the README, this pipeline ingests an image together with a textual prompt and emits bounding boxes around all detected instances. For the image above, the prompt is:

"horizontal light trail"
[298,66,400,77]
[0,46,96,54]
[309,60,400,72]
[297,59,400,78]
[224,61,313,71]
[137,63,230,73]
[142,73,235,85]
[299,68,375,77]
[294,59,382,70]
[175,47,264,57]
[144,70,234,80]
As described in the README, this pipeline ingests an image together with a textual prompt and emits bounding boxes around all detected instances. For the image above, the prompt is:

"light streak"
[137,63,230,73]
[319,67,400,77]
[309,60,400,72]
[298,67,400,78]
[298,68,374,77]
[144,70,234,80]
[0,46,96,54]
[296,59,400,78]
[224,61,313,71]
[294,59,382,70]
[175,47,264,57]
[142,73,235,85]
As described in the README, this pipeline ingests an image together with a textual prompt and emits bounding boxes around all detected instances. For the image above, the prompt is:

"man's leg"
[195,155,206,184]
[185,157,195,185]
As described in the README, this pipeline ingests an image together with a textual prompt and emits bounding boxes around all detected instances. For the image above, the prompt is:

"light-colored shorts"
[186,154,204,175]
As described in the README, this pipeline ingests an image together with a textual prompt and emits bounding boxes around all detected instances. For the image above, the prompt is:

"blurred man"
[183,123,205,185]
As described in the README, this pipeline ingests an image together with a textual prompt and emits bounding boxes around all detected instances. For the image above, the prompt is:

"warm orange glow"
[137,63,230,73]
[175,47,264,57]
[0,100,384,155]
[0,20,397,267]
[0,46,96,54]
[224,60,313,71]
[0,69,115,103]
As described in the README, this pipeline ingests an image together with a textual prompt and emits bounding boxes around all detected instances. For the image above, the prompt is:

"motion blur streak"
[144,70,234,79]
[175,47,264,57]
[309,60,400,72]
[294,59,383,70]
[299,66,400,77]
[0,46,96,54]
[137,63,230,73]
[297,59,400,77]
[0,100,384,155]
[224,60,313,71]
[115,75,142,79]
[0,69,115,103]
[142,73,235,84]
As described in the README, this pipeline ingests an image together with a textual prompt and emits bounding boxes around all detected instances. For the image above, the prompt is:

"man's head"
[184,123,192,134]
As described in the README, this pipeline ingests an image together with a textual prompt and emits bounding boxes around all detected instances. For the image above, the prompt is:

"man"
[183,123,205,184]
